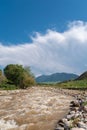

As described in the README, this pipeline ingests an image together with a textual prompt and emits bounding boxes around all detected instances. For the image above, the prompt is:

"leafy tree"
[0,69,6,84]
[0,69,3,83]
[24,66,35,77]
[20,71,36,88]
[0,69,2,76]
[4,64,35,88]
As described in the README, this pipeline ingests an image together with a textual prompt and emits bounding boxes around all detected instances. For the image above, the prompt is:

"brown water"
[0,87,73,130]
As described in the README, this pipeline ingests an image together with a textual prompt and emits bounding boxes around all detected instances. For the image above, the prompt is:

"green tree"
[4,64,35,88]
[20,71,36,88]
[0,69,3,83]
[0,69,6,84]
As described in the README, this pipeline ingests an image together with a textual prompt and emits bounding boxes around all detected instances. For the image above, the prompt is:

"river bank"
[55,89,87,130]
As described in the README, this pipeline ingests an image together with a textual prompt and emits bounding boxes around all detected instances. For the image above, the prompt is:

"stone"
[66,114,75,120]
[64,120,73,128]
[58,122,65,127]
[71,128,85,130]
[55,126,64,130]
[70,107,79,112]
[83,106,87,112]
[78,122,87,129]
[55,92,87,130]
[62,118,68,122]
[70,100,80,107]
[69,111,76,115]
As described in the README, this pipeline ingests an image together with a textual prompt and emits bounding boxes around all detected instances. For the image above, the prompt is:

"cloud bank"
[0,21,87,76]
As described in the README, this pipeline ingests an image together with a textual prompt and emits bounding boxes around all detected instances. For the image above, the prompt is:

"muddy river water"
[0,87,73,130]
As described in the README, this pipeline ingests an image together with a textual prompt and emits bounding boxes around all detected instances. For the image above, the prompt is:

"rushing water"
[0,87,73,130]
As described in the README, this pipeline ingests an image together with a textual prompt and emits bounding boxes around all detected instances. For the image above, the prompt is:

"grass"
[38,79,87,90]
[56,79,87,90]
[0,79,87,90]
[0,83,18,90]
[82,101,87,106]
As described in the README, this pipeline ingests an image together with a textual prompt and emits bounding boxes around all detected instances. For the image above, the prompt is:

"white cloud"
[0,20,87,76]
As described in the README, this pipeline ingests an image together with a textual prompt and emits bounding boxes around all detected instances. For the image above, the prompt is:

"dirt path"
[0,87,74,130]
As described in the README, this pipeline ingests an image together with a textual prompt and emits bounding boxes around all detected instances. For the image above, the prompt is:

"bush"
[21,72,36,88]
[4,64,35,89]
[0,83,17,90]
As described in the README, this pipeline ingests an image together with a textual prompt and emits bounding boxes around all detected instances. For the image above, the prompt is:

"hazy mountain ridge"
[36,72,79,82]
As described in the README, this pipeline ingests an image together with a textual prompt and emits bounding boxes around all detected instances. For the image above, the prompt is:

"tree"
[0,69,6,84]
[20,71,36,88]
[4,64,35,88]
[0,69,3,83]
[24,66,35,77]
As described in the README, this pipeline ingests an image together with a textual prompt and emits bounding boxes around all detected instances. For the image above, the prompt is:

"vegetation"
[37,79,87,90]
[76,71,87,80]
[0,64,35,90]
[56,71,87,90]
[56,79,87,89]
[36,73,78,83]
[38,71,87,90]
[0,65,87,90]
[82,101,87,106]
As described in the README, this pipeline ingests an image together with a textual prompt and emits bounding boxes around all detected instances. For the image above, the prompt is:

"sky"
[0,0,87,76]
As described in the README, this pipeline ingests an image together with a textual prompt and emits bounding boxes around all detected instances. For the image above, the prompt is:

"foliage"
[0,69,6,84]
[0,83,17,90]
[24,66,34,77]
[56,79,87,89]
[0,69,2,76]
[4,64,24,86]
[4,64,35,89]
[82,101,87,106]
[38,79,87,90]
[19,71,36,89]
[76,71,87,80]
[36,73,78,83]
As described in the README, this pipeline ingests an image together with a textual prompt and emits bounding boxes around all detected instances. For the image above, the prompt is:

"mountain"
[76,71,87,80]
[36,72,79,83]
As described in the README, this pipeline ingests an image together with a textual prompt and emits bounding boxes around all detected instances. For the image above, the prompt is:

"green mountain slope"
[36,73,78,83]
[76,71,87,80]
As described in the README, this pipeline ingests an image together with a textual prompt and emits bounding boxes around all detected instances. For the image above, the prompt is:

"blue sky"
[0,0,87,44]
[0,0,87,76]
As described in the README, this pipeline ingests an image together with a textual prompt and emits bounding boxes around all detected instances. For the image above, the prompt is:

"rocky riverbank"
[55,91,87,130]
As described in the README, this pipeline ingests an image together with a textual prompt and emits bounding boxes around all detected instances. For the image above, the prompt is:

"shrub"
[4,64,35,89]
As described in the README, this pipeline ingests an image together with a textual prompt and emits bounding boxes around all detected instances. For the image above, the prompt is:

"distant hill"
[76,71,87,80]
[36,72,79,83]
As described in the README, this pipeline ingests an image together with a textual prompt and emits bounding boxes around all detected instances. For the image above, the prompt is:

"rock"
[66,114,75,120]
[64,120,73,128]
[79,105,85,111]
[70,107,79,112]
[74,112,82,118]
[84,118,87,123]
[69,111,76,115]
[64,125,70,130]
[62,118,68,122]
[58,120,65,127]
[55,126,64,130]
[77,122,87,129]
[70,101,80,107]
[71,128,85,130]
[55,92,87,130]
[83,106,87,112]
